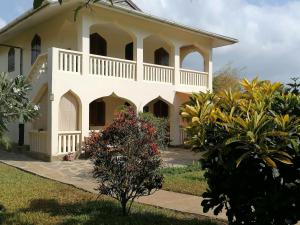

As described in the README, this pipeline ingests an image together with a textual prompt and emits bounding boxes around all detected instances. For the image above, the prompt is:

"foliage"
[286,77,300,95]
[181,78,300,225]
[213,64,242,93]
[83,108,163,216]
[0,163,219,225]
[139,112,169,149]
[33,0,113,20]
[0,73,38,147]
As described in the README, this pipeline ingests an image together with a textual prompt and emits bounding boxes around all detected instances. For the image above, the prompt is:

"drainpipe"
[0,44,24,145]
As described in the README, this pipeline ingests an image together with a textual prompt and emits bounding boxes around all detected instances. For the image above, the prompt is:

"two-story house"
[0,0,237,161]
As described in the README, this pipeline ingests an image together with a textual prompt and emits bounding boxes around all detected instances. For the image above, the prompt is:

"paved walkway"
[0,149,227,222]
[2,150,298,225]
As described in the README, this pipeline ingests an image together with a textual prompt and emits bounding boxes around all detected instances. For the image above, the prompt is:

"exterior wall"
[0,4,219,158]
[0,11,77,76]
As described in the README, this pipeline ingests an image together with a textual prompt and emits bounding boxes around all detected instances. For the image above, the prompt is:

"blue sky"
[0,0,299,82]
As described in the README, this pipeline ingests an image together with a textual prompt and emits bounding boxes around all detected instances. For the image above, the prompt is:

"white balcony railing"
[180,69,208,87]
[52,48,209,88]
[58,49,82,74]
[90,55,136,80]
[143,63,174,84]
[58,131,82,155]
[29,131,48,153]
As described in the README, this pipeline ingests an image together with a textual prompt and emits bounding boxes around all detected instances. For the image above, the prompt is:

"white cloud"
[0,18,6,29]
[133,0,300,82]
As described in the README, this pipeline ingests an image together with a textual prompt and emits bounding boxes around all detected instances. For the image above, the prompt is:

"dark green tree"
[286,77,300,95]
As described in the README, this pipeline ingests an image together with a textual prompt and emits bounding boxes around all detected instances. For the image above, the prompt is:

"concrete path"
[0,149,226,222]
[1,150,299,225]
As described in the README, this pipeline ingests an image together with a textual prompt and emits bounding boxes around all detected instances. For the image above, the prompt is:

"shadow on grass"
[2,198,221,225]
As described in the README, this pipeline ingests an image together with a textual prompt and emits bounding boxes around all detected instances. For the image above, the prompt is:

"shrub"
[139,112,169,149]
[181,78,300,225]
[83,107,163,215]
[0,73,38,147]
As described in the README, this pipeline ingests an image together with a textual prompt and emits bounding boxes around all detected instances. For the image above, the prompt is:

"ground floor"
[7,85,190,160]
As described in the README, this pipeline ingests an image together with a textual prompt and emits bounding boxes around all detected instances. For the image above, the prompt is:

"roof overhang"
[0,0,238,47]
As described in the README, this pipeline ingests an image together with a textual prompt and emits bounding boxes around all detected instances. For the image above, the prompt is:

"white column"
[205,50,213,92]
[81,99,90,141]
[169,98,181,146]
[174,44,181,86]
[135,33,144,82]
[77,14,91,76]
[47,48,59,158]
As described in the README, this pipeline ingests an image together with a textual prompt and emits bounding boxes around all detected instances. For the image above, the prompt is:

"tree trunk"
[121,200,128,216]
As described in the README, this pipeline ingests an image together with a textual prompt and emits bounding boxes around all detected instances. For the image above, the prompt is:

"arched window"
[90,33,107,56]
[125,42,133,60]
[89,100,106,126]
[155,48,169,66]
[154,100,169,118]
[31,34,41,65]
[8,48,15,72]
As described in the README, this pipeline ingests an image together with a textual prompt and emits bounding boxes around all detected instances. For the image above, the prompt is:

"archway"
[143,35,173,66]
[89,94,136,131]
[180,45,206,72]
[89,23,135,60]
[58,91,81,131]
[90,33,107,56]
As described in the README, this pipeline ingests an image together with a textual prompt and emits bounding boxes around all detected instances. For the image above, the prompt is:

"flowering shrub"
[181,79,300,225]
[0,73,38,147]
[83,107,163,215]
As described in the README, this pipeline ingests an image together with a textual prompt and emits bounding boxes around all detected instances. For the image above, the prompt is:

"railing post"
[174,44,180,86]
[48,48,59,158]
[82,53,89,75]
[205,50,213,92]
[135,34,144,82]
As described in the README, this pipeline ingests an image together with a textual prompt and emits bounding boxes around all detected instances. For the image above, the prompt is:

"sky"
[0,0,299,82]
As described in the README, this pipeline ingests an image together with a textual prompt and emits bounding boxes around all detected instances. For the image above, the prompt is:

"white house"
[0,0,237,161]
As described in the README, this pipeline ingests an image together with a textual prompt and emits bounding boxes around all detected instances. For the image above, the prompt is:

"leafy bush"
[139,112,169,149]
[83,107,163,215]
[0,73,38,147]
[181,78,300,225]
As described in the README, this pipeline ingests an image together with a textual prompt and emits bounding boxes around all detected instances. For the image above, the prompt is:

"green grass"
[0,163,220,225]
[162,164,208,196]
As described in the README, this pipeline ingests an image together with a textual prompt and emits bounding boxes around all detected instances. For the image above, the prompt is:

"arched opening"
[143,98,171,119]
[31,34,41,65]
[180,46,205,72]
[8,48,15,72]
[59,92,80,131]
[155,47,169,66]
[125,42,133,60]
[89,24,134,59]
[90,33,107,56]
[143,35,173,66]
[89,94,136,131]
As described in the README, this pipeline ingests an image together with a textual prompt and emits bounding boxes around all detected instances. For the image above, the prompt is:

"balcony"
[28,48,209,92]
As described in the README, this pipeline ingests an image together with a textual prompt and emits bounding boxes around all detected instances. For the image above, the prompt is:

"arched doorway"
[89,95,136,131]
[90,33,107,56]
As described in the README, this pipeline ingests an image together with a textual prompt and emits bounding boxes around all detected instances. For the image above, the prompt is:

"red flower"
[150,143,159,155]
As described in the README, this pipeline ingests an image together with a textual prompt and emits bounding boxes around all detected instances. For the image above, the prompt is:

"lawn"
[161,164,208,196]
[0,163,219,225]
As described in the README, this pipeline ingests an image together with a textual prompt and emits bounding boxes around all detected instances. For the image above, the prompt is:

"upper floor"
[0,0,237,94]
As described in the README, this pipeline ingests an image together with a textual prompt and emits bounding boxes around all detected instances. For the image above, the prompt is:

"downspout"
[0,44,24,145]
